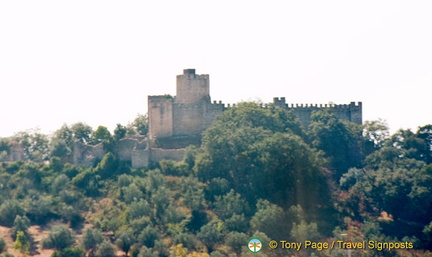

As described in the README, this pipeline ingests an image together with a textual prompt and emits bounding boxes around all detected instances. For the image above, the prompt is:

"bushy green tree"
[133,114,148,136]
[53,124,74,149]
[250,199,286,239]
[14,230,30,254]
[309,109,363,179]
[13,129,49,161]
[290,220,321,242]
[82,228,103,254]
[95,240,116,257]
[52,246,86,257]
[0,238,6,254]
[71,122,93,144]
[26,195,54,223]
[182,176,205,211]
[213,189,248,220]
[50,139,71,159]
[138,225,159,248]
[128,199,151,220]
[51,174,70,194]
[225,232,248,254]
[0,200,25,226]
[121,183,144,204]
[42,225,76,251]
[12,215,30,239]
[224,214,248,233]
[114,123,127,141]
[198,103,332,215]
[197,222,222,252]
[115,229,136,256]
[362,119,390,150]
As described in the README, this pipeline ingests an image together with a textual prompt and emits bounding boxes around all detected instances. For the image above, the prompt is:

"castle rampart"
[66,69,364,168]
[272,97,362,126]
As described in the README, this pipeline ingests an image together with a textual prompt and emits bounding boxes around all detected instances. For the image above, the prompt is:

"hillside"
[0,103,432,257]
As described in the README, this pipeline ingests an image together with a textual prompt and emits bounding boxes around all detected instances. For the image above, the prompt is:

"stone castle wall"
[273,97,362,127]
[1,69,361,168]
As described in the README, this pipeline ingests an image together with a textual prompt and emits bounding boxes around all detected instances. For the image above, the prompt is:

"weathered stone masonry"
[68,69,363,168]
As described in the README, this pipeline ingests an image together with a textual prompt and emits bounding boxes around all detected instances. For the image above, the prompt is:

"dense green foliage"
[0,104,431,256]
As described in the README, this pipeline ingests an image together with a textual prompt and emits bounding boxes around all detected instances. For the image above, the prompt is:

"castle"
[3,69,362,167]
[148,68,362,142]
[70,68,363,168]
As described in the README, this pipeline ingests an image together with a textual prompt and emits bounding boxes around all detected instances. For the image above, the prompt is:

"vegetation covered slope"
[0,104,432,257]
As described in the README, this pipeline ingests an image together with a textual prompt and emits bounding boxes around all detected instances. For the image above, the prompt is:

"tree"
[197,222,222,252]
[114,123,127,141]
[362,119,390,150]
[13,129,49,161]
[14,230,30,254]
[50,139,71,159]
[198,103,332,214]
[416,125,432,164]
[92,125,112,146]
[224,214,247,233]
[138,225,159,248]
[127,199,151,221]
[0,138,11,162]
[53,124,74,149]
[55,246,86,257]
[290,220,321,242]
[42,225,76,251]
[309,109,363,179]
[0,238,6,254]
[340,165,432,240]
[95,152,119,179]
[115,229,136,256]
[250,199,286,239]
[182,176,205,211]
[71,122,93,144]
[133,114,148,136]
[82,228,103,255]
[12,215,30,239]
[0,200,25,226]
[138,246,159,257]
[225,232,248,254]
[213,189,248,220]
[96,240,116,257]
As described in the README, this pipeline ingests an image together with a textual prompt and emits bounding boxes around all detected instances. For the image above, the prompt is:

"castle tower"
[176,69,210,104]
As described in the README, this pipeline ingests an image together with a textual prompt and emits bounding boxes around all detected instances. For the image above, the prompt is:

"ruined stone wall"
[150,148,186,163]
[131,149,150,168]
[73,141,105,167]
[148,96,174,139]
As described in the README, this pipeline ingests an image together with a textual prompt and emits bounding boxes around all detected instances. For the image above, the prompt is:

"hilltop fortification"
[148,69,224,149]
[7,69,361,167]
[148,69,362,147]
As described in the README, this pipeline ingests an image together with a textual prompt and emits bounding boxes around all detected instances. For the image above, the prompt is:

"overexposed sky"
[0,1,431,137]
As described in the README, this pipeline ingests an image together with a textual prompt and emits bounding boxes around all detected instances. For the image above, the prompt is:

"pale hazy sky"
[0,1,431,137]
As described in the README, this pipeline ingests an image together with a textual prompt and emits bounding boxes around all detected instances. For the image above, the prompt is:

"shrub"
[96,240,116,257]
[42,225,75,251]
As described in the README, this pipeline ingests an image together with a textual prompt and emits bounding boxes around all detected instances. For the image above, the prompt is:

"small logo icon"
[269,240,278,249]
[248,238,262,253]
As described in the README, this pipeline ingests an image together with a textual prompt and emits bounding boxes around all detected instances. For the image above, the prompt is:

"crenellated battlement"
[59,69,365,169]
[145,69,363,167]
[271,98,362,126]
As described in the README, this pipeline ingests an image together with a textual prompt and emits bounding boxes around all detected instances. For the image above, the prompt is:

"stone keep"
[148,69,224,142]
[68,68,362,168]
[148,69,362,147]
